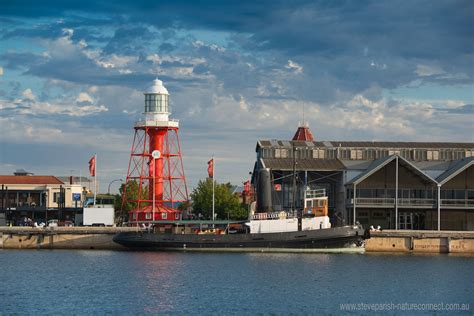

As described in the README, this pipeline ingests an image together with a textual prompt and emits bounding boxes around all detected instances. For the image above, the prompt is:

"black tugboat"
[113,189,367,253]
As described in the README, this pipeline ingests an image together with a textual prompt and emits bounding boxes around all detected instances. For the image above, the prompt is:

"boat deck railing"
[304,189,327,199]
[251,211,297,220]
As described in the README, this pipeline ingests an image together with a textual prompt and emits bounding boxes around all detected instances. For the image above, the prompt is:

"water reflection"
[0,251,472,315]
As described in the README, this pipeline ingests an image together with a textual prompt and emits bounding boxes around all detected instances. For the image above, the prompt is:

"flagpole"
[93,153,97,206]
[153,157,155,222]
[212,155,215,222]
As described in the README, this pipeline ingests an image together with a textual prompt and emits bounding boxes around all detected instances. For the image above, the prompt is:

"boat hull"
[113,226,366,252]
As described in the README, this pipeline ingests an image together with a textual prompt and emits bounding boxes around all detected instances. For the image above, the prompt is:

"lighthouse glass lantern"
[144,79,170,123]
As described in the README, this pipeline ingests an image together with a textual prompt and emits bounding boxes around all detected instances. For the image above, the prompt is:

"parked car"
[47,219,59,227]
[58,220,74,227]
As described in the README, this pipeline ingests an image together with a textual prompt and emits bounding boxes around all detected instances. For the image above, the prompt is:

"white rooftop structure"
[145,79,169,95]
[137,78,179,128]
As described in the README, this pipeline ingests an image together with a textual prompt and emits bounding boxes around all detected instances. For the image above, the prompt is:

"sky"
[0,0,473,193]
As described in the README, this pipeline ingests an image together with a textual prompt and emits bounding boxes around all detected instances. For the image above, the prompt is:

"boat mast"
[292,145,302,231]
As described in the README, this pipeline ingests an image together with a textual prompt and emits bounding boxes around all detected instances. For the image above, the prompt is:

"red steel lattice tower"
[122,79,188,222]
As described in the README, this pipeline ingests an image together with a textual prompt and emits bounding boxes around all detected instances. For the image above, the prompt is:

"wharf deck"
[0,226,141,250]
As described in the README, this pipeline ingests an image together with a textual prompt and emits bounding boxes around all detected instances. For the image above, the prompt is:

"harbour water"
[0,250,472,315]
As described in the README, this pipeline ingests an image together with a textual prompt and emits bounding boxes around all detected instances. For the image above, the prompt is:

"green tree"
[115,180,149,216]
[190,178,248,220]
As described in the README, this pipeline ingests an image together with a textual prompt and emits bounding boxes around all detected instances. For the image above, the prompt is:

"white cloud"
[61,28,74,38]
[415,64,445,77]
[286,59,303,73]
[370,60,387,70]
[95,54,138,69]
[76,92,94,104]
[0,67,3,76]
[1,91,108,117]
[22,88,36,101]
[0,116,127,151]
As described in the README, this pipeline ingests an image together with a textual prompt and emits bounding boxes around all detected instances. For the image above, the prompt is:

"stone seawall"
[0,227,140,250]
[366,230,474,253]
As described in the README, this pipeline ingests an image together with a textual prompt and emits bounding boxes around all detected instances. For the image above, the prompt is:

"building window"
[312,149,325,159]
[467,190,474,199]
[145,213,152,220]
[350,149,363,160]
[275,148,288,158]
[366,149,375,160]
[412,149,424,161]
[327,149,336,159]
[261,148,272,158]
[427,150,439,160]
[373,211,385,218]
[162,212,167,219]
[400,149,410,160]
[132,213,137,219]
[53,192,60,203]
[453,151,463,160]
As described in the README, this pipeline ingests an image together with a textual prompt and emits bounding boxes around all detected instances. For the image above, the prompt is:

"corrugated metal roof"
[262,158,345,171]
[346,155,437,185]
[339,160,373,170]
[257,140,474,149]
[327,141,474,149]
[436,157,474,185]
[0,176,64,185]
[346,156,395,185]
[323,141,333,148]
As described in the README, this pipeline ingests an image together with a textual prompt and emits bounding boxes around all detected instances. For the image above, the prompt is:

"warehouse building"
[252,124,474,231]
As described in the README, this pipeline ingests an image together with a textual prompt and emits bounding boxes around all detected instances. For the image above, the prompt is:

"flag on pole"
[207,158,214,178]
[243,180,251,194]
[88,155,96,177]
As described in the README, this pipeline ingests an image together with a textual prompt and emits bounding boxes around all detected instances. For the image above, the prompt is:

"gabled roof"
[436,157,474,185]
[346,154,437,185]
[0,175,64,185]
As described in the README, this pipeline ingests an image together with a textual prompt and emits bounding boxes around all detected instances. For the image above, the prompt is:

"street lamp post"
[107,179,123,195]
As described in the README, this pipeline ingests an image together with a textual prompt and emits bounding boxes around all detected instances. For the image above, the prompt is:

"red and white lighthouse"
[123,79,188,222]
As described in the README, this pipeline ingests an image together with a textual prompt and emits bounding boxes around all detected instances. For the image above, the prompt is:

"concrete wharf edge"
[1,227,474,253]
[366,230,474,254]
[0,226,140,250]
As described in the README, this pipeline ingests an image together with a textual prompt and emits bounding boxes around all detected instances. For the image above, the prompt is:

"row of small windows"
[272,148,329,159]
[145,94,169,112]
[260,148,474,161]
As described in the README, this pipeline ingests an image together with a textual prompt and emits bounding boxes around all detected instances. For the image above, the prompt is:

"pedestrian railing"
[348,198,436,207]
[440,199,474,208]
[347,198,474,208]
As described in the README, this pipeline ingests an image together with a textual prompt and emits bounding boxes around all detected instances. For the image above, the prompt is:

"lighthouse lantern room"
[122,79,188,223]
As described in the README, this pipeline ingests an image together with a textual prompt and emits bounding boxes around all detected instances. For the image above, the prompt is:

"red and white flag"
[207,158,214,178]
[243,180,251,194]
[89,155,96,177]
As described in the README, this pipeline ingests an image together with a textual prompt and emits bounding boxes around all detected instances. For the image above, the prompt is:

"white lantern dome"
[145,79,169,95]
